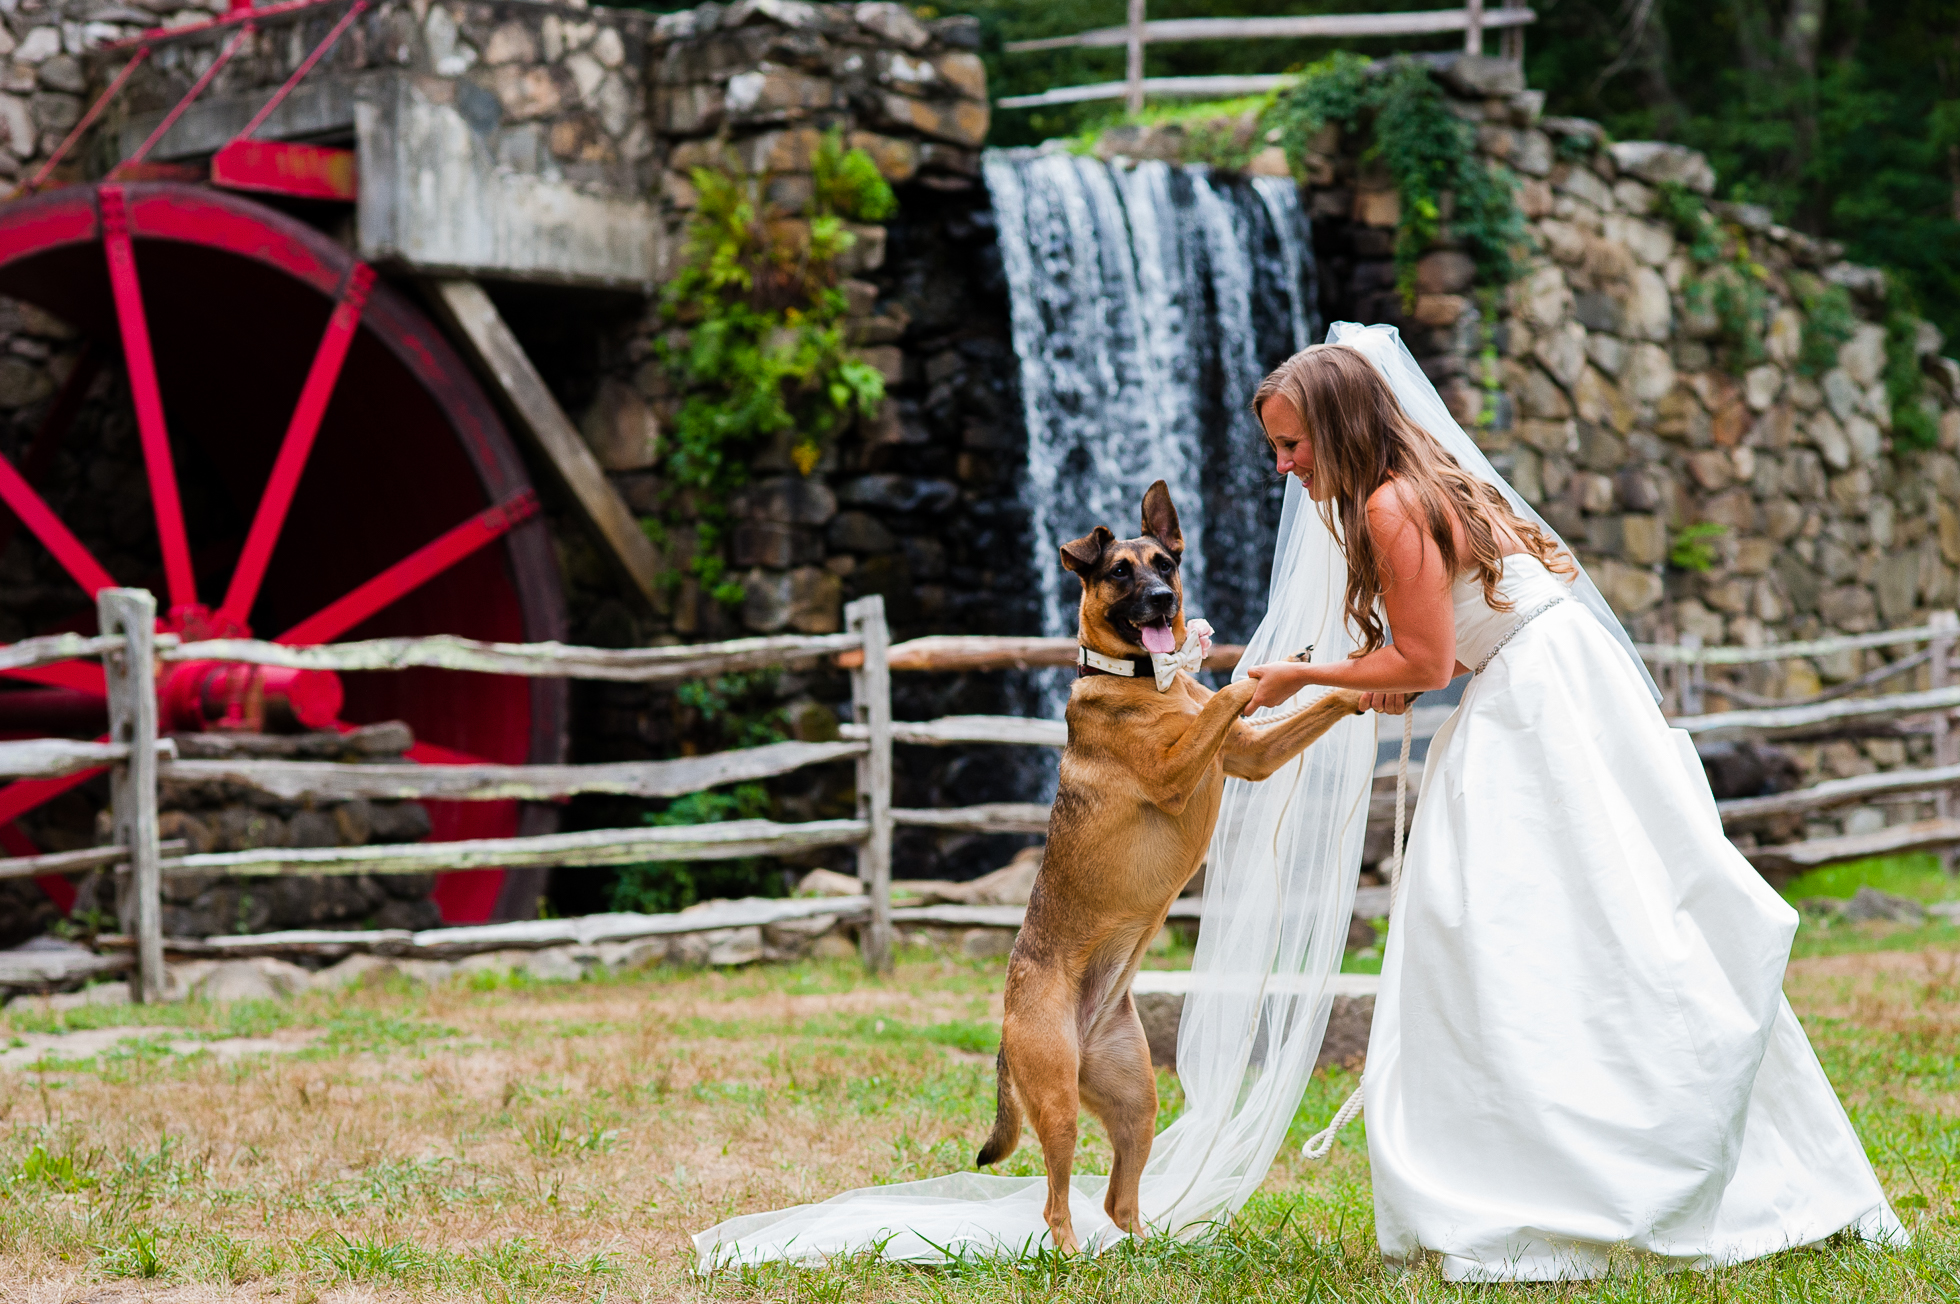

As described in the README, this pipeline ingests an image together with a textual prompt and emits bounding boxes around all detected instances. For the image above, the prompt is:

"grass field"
[2,864,1958,1302]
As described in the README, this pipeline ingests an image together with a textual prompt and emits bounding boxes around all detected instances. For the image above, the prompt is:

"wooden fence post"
[98,587,162,1003]
[1500,0,1524,60]
[1464,0,1484,53]
[1124,0,1145,115]
[846,595,893,972]
[1678,631,1704,716]
[1932,610,1958,870]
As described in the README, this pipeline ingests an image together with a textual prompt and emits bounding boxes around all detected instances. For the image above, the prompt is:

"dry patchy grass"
[0,938,1954,1303]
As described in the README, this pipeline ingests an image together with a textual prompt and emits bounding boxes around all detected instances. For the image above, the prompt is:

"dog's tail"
[974,1048,1021,1167]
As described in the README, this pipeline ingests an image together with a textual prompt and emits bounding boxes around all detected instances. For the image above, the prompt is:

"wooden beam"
[161,740,866,803]
[99,587,164,1004]
[1746,818,1960,875]
[1638,620,1947,666]
[1717,763,1960,827]
[847,595,894,973]
[0,838,187,880]
[0,949,131,989]
[0,632,126,673]
[119,896,873,960]
[166,818,868,877]
[1675,685,1960,741]
[839,635,1245,674]
[842,715,1068,748]
[892,803,1052,834]
[424,279,663,610]
[170,631,861,682]
[998,74,1302,110]
[0,738,179,779]
[1003,7,1534,52]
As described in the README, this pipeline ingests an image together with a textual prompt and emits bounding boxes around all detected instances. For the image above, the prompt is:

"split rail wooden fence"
[998,0,1535,113]
[11,589,1960,1003]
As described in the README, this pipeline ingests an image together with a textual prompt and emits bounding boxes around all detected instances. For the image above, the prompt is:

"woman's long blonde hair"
[1252,343,1572,656]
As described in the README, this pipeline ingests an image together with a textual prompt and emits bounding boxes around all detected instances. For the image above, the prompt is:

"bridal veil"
[693,322,1653,1266]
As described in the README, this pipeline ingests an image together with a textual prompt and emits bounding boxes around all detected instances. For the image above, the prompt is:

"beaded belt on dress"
[1472,595,1566,675]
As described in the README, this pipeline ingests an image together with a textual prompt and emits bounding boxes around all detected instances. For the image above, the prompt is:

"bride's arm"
[1243,481,1459,714]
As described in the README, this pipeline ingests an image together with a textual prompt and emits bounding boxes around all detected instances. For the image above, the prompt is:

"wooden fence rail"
[159,740,866,803]
[167,632,863,682]
[17,590,1960,1002]
[998,0,1534,114]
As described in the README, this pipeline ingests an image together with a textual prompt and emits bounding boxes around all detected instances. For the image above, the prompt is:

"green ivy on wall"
[1269,53,1526,309]
[655,131,896,605]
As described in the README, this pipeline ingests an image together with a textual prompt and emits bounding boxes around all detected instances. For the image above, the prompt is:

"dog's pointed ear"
[1060,526,1113,575]
[1141,481,1183,557]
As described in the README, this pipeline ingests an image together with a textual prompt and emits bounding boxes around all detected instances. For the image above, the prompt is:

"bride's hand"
[1361,692,1414,715]
[1243,662,1314,715]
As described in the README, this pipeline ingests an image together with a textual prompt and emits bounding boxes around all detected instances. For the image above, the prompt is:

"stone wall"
[1304,55,1960,840]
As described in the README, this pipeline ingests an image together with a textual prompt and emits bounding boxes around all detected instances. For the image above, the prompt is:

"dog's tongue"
[1140,620,1176,655]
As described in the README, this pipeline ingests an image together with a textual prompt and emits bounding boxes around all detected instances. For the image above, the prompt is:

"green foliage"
[1885,286,1940,451]
[1654,182,1723,264]
[607,782,777,917]
[678,671,791,751]
[606,671,792,915]
[1269,55,1525,307]
[9,1144,97,1192]
[1668,522,1728,572]
[1796,280,1857,378]
[655,131,892,603]
[1522,2,1960,351]
[1782,852,1956,905]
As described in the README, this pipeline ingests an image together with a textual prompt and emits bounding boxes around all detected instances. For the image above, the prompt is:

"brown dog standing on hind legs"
[975,480,1363,1254]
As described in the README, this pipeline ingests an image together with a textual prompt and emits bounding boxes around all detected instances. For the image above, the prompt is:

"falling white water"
[984,151,1320,683]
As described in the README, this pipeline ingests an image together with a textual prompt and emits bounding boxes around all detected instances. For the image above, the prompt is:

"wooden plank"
[0,839,187,881]
[0,632,125,673]
[131,896,874,959]
[169,631,862,682]
[0,738,151,779]
[0,949,132,989]
[841,635,1246,674]
[848,595,894,973]
[843,715,1069,748]
[164,818,869,877]
[99,588,163,1005]
[894,898,1206,930]
[424,279,663,610]
[1746,818,1960,875]
[892,803,1052,834]
[1003,6,1535,52]
[1638,622,1943,666]
[160,740,866,802]
[1716,763,1960,827]
[892,903,1027,929]
[999,75,1302,110]
[1674,685,1960,741]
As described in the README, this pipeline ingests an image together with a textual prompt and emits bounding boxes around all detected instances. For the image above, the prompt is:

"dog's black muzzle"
[1112,583,1179,630]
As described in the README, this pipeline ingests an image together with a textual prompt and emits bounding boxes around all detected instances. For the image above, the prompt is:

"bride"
[1244,330,1901,1279]
[694,323,1902,1277]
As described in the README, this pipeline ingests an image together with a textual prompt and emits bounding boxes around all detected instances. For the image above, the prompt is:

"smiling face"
[1060,481,1187,658]
[1257,395,1332,501]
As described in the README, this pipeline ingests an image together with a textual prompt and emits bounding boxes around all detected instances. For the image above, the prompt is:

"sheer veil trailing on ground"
[691,323,1655,1267]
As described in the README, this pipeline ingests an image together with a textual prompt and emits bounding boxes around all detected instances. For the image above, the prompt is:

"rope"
[1303,706,1412,1160]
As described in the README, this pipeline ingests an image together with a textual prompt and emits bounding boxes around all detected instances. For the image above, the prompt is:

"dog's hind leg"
[1079,994,1157,1239]
[1003,1015,1085,1253]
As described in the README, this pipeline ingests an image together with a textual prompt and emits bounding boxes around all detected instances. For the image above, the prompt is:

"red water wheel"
[0,181,567,924]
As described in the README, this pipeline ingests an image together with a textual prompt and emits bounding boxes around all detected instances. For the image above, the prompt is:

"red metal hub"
[0,182,568,923]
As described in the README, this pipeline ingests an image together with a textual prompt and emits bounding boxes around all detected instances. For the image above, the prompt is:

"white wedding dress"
[694,323,1902,1275]
[1364,554,1904,1280]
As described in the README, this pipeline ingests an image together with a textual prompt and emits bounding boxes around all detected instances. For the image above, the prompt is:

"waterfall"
[984,151,1321,667]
